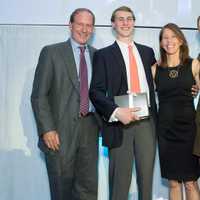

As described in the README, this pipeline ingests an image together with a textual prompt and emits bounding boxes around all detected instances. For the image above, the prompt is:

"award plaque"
[114,92,149,119]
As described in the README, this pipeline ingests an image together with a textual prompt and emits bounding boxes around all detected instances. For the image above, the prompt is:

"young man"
[31,8,99,200]
[90,6,157,200]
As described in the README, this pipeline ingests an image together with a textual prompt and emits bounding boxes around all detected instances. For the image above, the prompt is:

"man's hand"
[115,107,141,125]
[43,131,60,151]
[191,84,199,97]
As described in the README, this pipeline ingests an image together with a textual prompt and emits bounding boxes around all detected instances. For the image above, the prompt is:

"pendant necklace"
[168,65,180,79]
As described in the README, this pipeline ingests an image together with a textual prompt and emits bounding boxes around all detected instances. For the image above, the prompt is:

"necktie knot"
[128,45,133,51]
[79,46,86,54]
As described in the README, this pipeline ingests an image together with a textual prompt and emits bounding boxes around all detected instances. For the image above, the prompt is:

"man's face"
[69,11,94,45]
[112,10,134,40]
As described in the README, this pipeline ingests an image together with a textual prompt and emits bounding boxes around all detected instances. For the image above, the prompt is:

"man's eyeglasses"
[115,17,134,23]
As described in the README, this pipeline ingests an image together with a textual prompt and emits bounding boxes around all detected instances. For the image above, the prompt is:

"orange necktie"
[128,45,140,93]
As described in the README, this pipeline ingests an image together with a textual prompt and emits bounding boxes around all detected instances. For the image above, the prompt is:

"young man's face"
[69,11,94,45]
[112,10,135,40]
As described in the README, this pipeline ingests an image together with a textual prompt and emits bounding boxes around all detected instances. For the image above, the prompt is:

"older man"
[31,8,99,200]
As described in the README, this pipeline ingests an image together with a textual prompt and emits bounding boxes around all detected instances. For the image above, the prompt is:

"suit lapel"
[111,42,128,85]
[88,45,95,61]
[60,39,79,92]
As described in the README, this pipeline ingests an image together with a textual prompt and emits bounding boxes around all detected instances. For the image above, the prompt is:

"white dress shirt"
[109,40,150,122]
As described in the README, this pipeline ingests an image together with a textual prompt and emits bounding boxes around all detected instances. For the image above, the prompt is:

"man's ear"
[111,22,115,29]
[69,22,72,31]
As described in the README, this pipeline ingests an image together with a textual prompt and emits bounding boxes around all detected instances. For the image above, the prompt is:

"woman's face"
[161,28,182,56]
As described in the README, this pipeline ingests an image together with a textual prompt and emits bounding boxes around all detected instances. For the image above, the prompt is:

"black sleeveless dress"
[155,59,200,181]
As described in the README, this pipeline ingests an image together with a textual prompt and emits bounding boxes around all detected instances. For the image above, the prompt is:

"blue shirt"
[70,38,94,112]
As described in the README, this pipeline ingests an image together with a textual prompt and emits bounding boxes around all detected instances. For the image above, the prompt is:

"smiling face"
[160,28,182,56]
[112,10,135,42]
[69,11,94,45]
[159,23,189,66]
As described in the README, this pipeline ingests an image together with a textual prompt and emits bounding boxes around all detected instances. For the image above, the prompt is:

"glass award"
[114,92,149,119]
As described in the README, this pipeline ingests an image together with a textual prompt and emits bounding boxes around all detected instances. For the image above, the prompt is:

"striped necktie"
[79,46,89,116]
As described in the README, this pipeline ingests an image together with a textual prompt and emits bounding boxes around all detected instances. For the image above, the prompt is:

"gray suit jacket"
[31,39,96,153]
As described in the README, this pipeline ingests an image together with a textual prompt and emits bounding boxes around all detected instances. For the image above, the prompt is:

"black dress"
[155,59,200,181]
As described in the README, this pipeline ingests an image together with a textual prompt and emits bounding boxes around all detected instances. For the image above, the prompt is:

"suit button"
[73,116,78,122]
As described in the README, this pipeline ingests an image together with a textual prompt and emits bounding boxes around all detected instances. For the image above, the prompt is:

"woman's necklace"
[168,65,181,79]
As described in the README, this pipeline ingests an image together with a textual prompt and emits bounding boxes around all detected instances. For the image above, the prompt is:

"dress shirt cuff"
[108,107,119,122]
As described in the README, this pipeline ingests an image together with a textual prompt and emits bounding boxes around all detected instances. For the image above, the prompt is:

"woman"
[152,23,200,200]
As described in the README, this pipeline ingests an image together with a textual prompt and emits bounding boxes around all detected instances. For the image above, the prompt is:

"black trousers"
[45,114,99,200]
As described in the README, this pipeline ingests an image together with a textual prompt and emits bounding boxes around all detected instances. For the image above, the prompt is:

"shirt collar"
[116,40,135,48]
[70,37,88,52]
